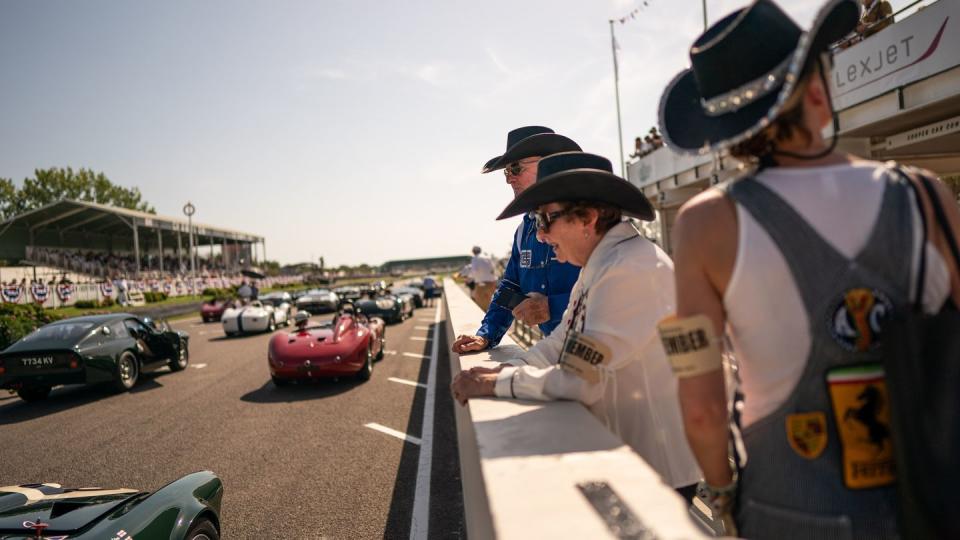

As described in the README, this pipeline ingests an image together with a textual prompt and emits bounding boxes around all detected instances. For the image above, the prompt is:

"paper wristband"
[657,314,722,378]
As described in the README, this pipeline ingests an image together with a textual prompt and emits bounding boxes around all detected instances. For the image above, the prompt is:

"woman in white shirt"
[450,151,701,493]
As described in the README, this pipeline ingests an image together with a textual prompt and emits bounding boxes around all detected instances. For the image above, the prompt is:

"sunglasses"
[504,158,539,177]
[534,209,573,232]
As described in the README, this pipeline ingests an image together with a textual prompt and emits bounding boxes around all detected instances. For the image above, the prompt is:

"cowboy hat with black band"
[658,0,859,156]
[481,126,582,173]
[497,152,655,221]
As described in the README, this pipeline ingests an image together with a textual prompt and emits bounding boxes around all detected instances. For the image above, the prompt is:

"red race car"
[267,305,385,386]
[200,298,234,323]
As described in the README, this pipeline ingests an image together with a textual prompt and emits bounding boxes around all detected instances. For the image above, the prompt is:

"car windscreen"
[21,321,97,344]
[305,290,330,296]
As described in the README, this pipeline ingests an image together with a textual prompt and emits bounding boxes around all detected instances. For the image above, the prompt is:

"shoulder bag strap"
[916,172,960,306]
[895,167,928,309]
[917,175,960,268]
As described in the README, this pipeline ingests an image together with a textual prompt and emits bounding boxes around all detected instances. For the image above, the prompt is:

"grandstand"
[628,0,960,252]
[0,199,265,279]
[381,255,471,274]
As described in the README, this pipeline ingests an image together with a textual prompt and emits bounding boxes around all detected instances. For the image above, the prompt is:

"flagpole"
[609,19,626,178]
[702,0,708,30]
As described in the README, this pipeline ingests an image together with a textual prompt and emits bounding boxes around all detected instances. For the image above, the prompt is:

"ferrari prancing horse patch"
[827,364,896,489]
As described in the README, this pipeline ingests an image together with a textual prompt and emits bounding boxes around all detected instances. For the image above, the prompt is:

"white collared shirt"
[493,221,701,488]
[468,254,498,284]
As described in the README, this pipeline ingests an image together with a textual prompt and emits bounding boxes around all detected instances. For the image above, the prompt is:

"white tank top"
[723,161,951,427]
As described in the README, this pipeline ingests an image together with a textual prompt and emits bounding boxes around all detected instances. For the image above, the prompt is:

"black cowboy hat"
[482,126,582,173]
[658,0,858,155]
[497,152,655,221]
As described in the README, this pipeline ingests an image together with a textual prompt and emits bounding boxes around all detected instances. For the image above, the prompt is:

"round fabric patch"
[828,288,893,352]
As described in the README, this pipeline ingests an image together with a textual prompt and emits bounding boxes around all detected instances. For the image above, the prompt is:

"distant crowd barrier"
[442,278,709,539]
[0,275,305,309]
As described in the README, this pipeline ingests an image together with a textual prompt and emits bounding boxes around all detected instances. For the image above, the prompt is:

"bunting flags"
[614,0,655,24]
[56,283,74,302]
[30,282,50,304]
[2,284,23,303]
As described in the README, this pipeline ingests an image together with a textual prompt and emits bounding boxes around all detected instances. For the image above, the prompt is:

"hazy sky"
[0,0,914,266]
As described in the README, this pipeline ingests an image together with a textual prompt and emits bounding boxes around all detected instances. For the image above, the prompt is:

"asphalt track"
[0,301,465,539]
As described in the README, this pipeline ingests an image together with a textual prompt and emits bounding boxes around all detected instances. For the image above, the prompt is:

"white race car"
[222,298,290,336]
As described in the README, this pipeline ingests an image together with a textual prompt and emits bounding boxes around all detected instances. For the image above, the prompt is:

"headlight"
[376,299,394,309]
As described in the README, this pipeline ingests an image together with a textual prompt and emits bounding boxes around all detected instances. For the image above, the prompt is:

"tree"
[11,167,155,215]
[0,178,25,221]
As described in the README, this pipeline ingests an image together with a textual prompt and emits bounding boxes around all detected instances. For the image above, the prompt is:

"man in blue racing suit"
[452,126,582,353]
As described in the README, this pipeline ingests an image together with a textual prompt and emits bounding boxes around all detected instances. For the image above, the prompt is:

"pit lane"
[0,304,465,539]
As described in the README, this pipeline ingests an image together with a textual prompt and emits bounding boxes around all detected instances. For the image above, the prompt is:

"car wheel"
[356,346,373,381]
[185,518,219,540]
[169,339,189,371]
[113,351,140,392]
[272,376,290,387]
[267,317,276,332]
[17,385,51,402]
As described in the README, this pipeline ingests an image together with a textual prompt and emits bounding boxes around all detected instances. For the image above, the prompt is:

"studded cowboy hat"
[658,0,858,155]
[497,152,655,221]
[481,126,582,173]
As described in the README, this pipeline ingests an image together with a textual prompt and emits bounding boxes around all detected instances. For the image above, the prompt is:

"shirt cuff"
[494,367,519,398]
[503,358,527,367]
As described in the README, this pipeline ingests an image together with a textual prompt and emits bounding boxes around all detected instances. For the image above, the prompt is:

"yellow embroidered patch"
[786,412,828,459]
[827,365,896,489]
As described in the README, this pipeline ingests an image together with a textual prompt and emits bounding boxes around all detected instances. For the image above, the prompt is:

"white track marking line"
[410,336,433,342]
[410,302,441,539]
[413,325,432,330]
[383,350,398,356]
[364,422,421,445]
[191,363,208,369]
[388,377,427,389]
[402,352,430,359]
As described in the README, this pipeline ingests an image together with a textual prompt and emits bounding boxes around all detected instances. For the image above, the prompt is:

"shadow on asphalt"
[384,312,465,539]
[0,373,166,426]
[240,378,362,403]
[207,332,274,342]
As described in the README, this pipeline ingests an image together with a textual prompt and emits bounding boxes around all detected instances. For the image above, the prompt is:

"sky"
[0,0,915,266]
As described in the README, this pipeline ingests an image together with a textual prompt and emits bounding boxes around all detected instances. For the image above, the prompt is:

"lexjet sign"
[830,0,959,111]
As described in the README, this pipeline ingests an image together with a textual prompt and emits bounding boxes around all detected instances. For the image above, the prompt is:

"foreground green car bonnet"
[0,471,221,539]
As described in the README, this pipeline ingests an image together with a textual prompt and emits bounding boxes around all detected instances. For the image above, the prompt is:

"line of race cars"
[0,278,440,538]
[1,279,441,403]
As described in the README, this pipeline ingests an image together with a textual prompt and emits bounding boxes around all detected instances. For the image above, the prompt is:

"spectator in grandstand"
[629,136,644,159]
[655,0,952,536]
[451,126,582,354]
[451,151,700,496]
[649,126,664,149]
[857,0,893,38]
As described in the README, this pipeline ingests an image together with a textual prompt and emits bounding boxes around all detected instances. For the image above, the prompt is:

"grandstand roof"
[381,255,471,271]
[0,199,263,243]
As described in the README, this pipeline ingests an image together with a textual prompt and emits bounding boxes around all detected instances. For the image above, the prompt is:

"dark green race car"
[0,471,222,539]
[0,313,190,403]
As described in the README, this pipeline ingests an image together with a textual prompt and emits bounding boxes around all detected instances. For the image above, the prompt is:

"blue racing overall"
[724,171,910,539]
[476,214,580,347]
